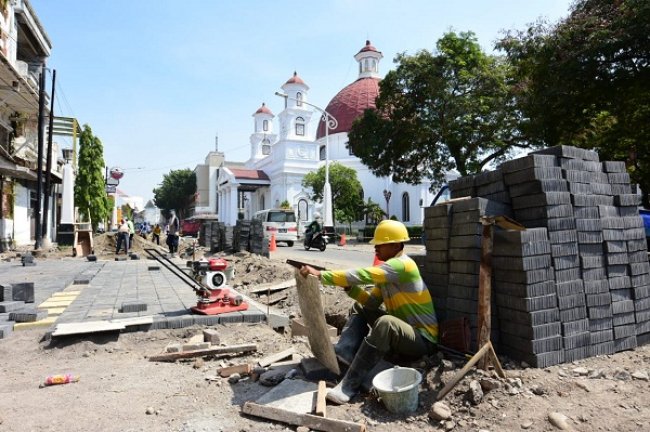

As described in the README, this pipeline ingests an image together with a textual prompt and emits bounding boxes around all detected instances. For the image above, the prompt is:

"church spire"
[354,40,383,79]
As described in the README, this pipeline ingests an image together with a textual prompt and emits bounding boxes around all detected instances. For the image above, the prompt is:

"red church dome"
[316,77,380,139]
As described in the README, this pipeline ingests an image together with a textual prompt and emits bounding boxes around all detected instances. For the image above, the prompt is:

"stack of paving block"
[439,198,510,349]
[492,228,563,367]
[422,204,453,321]
[473,170,511,205]
[0,282,41,339]
[435,144,650,366]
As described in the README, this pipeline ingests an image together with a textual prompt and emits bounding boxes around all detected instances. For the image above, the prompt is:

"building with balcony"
[0,0,55,250]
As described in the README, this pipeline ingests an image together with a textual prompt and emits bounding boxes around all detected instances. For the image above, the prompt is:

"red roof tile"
[230,168,270,181]
[358,40,379,54]
[254,102,273,116]
[285,71,306,86]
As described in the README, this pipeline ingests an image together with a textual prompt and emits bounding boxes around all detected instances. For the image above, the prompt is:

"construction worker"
[125,217,135,245]
[300,220,438,404]
[115,219,130,255]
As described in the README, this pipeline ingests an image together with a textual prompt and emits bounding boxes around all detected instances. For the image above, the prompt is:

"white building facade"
[217,41,454,228]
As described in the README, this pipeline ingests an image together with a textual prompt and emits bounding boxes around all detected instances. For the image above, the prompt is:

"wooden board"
[52,320,126,337]
[295,270,340,375]
[148,343,257,362]
[243,402,367,432]
[255,378,318,414]
[250,280,295,294]
[257,348,296,367]
[314,380,327,417]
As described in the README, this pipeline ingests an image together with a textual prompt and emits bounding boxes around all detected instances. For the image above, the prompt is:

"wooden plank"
[436,342,492,400]
[256,379,318,413]
[314,380,327,417]
[258,292,288,305]
[258,347,296,367]
[52,320,126,337]
[295,269,340,375]
[242,402,367,432]
[218,363,252,378]
[488,342,506,378]
[250,280,295,294]
[477,221,493,369]
[148,343,257,362]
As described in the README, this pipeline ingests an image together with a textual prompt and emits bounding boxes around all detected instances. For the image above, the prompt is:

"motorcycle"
[303,227,328,251]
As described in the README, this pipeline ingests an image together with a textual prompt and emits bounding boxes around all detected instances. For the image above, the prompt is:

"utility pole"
[42,69,56,241]
[34,67,47,250]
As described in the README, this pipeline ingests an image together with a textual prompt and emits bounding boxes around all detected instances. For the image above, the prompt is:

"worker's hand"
[300,265,321,278]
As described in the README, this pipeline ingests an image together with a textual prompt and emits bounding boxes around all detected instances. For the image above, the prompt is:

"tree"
[348,31,526,190]
[302,162,363,226]
[153,169,196,220]
[74,124,110,231]
[497,0,650,205]
[360,198,385,224]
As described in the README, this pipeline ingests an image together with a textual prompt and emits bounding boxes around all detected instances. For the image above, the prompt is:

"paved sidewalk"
[0,257,266,337]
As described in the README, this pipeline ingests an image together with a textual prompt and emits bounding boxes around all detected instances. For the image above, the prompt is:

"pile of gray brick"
[0,282,41,339]
[423,144,650,366]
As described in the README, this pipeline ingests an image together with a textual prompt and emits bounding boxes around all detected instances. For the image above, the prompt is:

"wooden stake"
[437,341,498,400]
[243,401,366,432]
[477,219,494,369]
[314,380,327,417]
[258,348,296,367]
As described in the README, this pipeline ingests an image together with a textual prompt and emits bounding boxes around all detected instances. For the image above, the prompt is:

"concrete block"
[560,306,588,322]
[611,184,633,194]
[120,301,147,313]
[115,257,127,261]
[600,215,625,229]
[202,328,221,344]
[508,179,568,198]
[492,255,552,272]
[608,172,631,184]
[589,305,613,319]
[561,318,589,336]
[637,321,650,336]
[589,318,613,332]
[564,346,589,362]
[586,293,611,307]
[603,161,626,173]
[502,334,563,355]
[610,287,632,302]
[511,193,571,210]
[557,293,586,310]
[0,284,12,302]
[450,223,483,236]
[568,182,592,194]
[549,230,577,244]
[449,260,480,275]
[590,329,614,344]
[165,342,182,353]
[607,265,629,277]
[0,301,24,313]
[9,309,48,323]
[582,267,607,282]
[563,332,590,349]
[547,218,576,232]
[503,166,563,186]
[182,341,211,351]
[552,254,580,270]
[495,293,557,312]
[494,280,555,298]
[493,240,551,257]
[628,251,648,263]
[614,336,637,352]
[591,183,613,195]
[574,206,600,219]
[604,241,627,254]
[73,277,91,285]
[609,276,632,290]
[494,267,555,285]
[589,341,615,356]
[623,216,644,229]
[603,229,626,242]
[555,267,582,283]
[612,300,635,315]
[556,280,585,297]
[11,283,34,303]
[584,280,609,295]
[532,144,599,161]
[620,206,640,217]
[502,307,560,326]
[636,309,650,323]
[634,297,650,311]
[0,323,13,339]
[575,219,601,231]
[581,255,605,269]
[577,231,604,244]
[299,357,340,382]
[499,154,558,173]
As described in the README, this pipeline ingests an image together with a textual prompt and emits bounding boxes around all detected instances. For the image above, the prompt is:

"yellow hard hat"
[370,220,410,245]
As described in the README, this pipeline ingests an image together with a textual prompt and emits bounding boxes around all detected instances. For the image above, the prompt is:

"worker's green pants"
[351,302,434,357]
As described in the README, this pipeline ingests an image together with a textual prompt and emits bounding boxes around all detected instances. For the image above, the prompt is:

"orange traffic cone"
[269,233,277,252]
[339,233,346,247]
[373,254,384,266]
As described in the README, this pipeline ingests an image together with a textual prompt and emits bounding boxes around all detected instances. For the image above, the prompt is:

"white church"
[216,41,452,228]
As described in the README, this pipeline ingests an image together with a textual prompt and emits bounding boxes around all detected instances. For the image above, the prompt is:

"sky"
[30,0,574,203]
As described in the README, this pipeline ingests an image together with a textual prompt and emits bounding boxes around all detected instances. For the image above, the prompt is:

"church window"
[298,199,308,221]
[319,145,326,161]
[364,59,369,71]
[262,139,271,155]
[359,62,362,74]
[263,120,269,131]
[402,192,410,222]
[296,92,303,107]
[296,117,305,136]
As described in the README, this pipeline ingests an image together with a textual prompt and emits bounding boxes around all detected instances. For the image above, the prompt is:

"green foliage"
[73,124,110,230]
[361,198,385,224]
[497,0,650,205]
[279,200,291,209]
[348,31,526,190]
[152,169,196,220]
[302,162,364,225]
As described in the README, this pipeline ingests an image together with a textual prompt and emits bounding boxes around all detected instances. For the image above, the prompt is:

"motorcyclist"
[305,212,322,247]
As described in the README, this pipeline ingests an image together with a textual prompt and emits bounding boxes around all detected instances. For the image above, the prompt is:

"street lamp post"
[383,189,392,218]
[274,92,338,233]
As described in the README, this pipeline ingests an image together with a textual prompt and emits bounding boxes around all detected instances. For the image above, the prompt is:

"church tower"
[249,103,276,162]
[354,40,383,79]
[277,72,313,141]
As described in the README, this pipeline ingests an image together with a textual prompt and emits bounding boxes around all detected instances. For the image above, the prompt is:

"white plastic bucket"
[372,366,422,414]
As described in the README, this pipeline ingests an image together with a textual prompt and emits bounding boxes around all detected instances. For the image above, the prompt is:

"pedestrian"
[152,223,162,245]
[165,210,180,257]
[125,217,135,245]
[115,219,130,255]
[300,220,438,404]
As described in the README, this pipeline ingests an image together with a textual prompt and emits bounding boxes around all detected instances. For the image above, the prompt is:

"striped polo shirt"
[320,251,438,343]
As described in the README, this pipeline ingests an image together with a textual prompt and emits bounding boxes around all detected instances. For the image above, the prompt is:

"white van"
[254,209,298,247]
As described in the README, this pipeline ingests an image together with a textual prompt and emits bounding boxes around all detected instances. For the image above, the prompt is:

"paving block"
[120,301,147,313]
[73,277,91,285]
[557,293,586,310]
[580,255,605,269]
[625,228,646,241]
[512,193,572,210]
[591,329,614,344]
[86,254,97,262]
[494,267,555,285]
[563,331,591,350]
[548,230,578,244]
[559,306,588,322]
[614,335,637,352]
[574,207,600,219]
[449,248,481,262]
[13,316,57,330]
[589,341,615,356]
[589,305,613,319]
[202,328,221,344]
[589,317,613,332]
[0,284,12,302]
[0,301,24,313]
[612,300,635,315]
[11,283,35,303]
[583,268,607,282]
[9,309,48,322]
[555,280,584,297]
[553,254,580,270]
[603,160,626,173]
[607,265,629,278]
[636,309,650,323]
[182,341,211,351]
[115,257,127,261]
[568,182,592,194]
[449,260,480,274]
[165,342,182,353]
[577,231,604,244]
[586,293,611,307]
[503,166,563,186]
[502,307,560,326]
[611,286,633,300]
[507,179,568,198]
[499,154,558,173]
[629,251,648,263]
[494,280,555,298]
[502,334,563,355]
[493,240,551,257]
[553,243,581,259]
[591,183,613,195]
[634,285,650,299]
[492,255,552,272]
[609,276,632,290]
[0,323,13,339]
[637,321,650,336]
[450,223,483,236]
[533,144,599,161]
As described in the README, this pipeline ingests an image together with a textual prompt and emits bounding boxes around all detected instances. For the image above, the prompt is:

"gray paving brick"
[591,329,614,344]
[614,335,637,352]
[503,167,563,185]
[584,280,610,295]
[508,179,568,198]
[581,255,605,269]
[634,297,650,311]
[602,161,626,173]
[560,306,588,322]
[611,184,633,194]
[555,267,582,283]
[496,293,557,312]
[561,318,589,336]
[577,231,604,244]
[494,280,556,298]
[0,301,24,313]
[589,305,613,319]
[625,228,646,241]
[574,207,600,219]
[628,251,648,263]
[620,206,640,217]
[637,321,650,335]
[586,293,611,307]
[120,302,147,313]
[533,144,599,161]
[493,255,552,271]
[494,267,555,285]
[556,280,585,297]
[512,193,572,210]
[11,282,34,303]
[583,267,607,281]
[564,346,589,362]
[609,276,632,290]
[608,172,631,184]
[553,254,580,270]
[549,230,577,244]
[499,307,559,326]
[557,293,586,310]
[590,341,615,356]
[502,334,563,355]
[563,332,590,349]
[610,288,633,303]
[607,265,629,277]
[623,216,644,229]
[589,318,613,332]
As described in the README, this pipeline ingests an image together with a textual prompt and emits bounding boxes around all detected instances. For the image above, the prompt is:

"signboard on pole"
[105,185,116,194]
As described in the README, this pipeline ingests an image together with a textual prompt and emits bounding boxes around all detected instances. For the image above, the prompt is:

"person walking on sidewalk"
[166,210,180,257]
[115,219,130,255]
[126,217,135,245]
[300,220,438,405]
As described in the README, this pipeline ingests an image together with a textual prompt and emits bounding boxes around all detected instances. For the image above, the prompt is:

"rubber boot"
[334,315,369,367]
[327,339,384,405]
